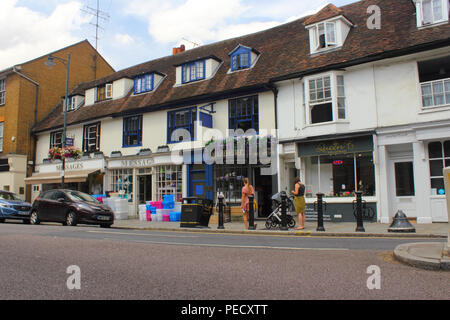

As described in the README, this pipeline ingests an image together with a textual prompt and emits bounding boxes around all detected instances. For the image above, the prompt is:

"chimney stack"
[172,44,186,55]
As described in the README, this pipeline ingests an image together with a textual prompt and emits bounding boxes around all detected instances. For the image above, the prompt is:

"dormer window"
[182,60,205,84]
[416,0,449,27]
[316,22,336,49]
[96,84,112,102]
[228,45,259,72]
[134,73,154,94]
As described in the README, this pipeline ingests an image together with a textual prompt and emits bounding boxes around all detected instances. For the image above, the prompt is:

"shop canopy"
[24,169,100,185]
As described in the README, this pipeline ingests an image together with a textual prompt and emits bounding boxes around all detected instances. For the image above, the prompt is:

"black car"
[30,189,114,228]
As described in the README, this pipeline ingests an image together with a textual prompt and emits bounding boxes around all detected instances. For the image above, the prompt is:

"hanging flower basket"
[48,147,63,160]
[63,146,82,160]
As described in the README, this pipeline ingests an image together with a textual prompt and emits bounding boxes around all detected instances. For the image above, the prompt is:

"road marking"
[125,239,350,251]
[86,230,200,238]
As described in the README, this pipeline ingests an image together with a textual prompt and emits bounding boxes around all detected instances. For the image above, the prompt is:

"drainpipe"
[12,67,39,200]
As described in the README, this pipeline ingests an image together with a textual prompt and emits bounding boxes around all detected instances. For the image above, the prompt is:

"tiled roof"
[304,4,345,26]
[33,0,450,133]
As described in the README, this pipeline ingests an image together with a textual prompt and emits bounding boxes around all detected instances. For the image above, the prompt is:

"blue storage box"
[170,211,181,222]
[163,201,175,209]
[163,195,175,203]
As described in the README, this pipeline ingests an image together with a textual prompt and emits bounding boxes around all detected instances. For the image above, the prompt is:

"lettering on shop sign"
[315,141,355,156]
[56,163,84,171]
[120,159,154,168]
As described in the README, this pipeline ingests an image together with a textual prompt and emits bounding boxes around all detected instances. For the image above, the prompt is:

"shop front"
[106,152,185,217]
[26,157,106,201]
[297,134,377,222]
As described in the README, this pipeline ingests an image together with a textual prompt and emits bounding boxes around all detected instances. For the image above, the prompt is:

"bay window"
[305,73,347,125]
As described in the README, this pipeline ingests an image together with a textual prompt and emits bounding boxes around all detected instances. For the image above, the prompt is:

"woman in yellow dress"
[291,177,306,230]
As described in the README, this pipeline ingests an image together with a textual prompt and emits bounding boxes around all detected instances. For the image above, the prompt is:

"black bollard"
[217,194,225,230]
[280,191,288,231]
[316,193,326,232]
[355,191,365,232]
[248,195,256,230]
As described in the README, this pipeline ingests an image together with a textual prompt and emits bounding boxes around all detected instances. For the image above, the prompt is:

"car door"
[36,191,54,221]
[49,191,69,222]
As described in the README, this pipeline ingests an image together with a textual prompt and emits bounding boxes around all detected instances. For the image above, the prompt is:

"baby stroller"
[265,191,296,229]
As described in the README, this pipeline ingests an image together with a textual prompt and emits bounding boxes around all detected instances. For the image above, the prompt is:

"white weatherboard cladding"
[113,78,134,100]
[85,88,96,106]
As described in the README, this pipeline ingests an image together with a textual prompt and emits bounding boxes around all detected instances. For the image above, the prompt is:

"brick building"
[0,40,115,200]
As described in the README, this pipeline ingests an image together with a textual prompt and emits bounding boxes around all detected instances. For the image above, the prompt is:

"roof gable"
[304,3,345,26]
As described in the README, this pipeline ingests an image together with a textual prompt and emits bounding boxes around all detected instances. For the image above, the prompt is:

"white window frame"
[0,78,6,106]
[304,72,347,126]
[313,21,337,51]
[420,77,450,108]
[416,0,449,27]
[105,83,113,99]
[0,122,3,152]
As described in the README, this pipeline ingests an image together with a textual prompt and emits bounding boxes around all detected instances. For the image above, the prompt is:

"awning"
[25,169,101,185]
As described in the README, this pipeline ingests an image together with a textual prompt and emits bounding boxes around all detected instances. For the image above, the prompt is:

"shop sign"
[109,158,154,169]
[298,136,373,157]
[56,162,84,171]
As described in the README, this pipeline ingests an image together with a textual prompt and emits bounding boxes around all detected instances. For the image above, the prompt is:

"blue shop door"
[188,164,213,200]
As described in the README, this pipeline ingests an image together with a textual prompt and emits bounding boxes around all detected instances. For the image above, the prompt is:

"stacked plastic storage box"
[138,204,147,221]
[105,198,129,220]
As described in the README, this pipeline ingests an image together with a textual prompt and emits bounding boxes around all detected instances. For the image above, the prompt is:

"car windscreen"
[66,191,99,203]
[0,192,22,201]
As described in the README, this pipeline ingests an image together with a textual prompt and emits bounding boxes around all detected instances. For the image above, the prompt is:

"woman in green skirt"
[291,177,306,230]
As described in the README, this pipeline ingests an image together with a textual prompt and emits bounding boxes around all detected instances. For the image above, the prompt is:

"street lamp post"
[45,54,71,189]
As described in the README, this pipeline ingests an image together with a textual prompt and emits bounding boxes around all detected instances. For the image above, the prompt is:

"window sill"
[122,144,142,148]
[418,20,449,29]
[303,120,349,129]
[419,104,450,114]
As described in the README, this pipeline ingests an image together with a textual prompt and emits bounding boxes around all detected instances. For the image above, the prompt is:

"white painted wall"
[112,78,134,100]
[85,88,96,106]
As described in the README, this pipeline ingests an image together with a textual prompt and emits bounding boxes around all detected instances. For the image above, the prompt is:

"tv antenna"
[81,0,110,51]
[81,0,110,77]
[182,38,201,48]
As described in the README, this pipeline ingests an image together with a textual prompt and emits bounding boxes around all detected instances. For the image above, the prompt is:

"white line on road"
[126,239,350,251]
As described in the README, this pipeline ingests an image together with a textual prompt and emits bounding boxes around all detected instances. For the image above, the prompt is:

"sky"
[1,0,358,72]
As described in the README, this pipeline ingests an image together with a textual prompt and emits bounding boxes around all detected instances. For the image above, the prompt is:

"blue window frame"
[230,47,252,71]
[167,107,197,143]
[134,74,154,94]
[229,95,259,133]
[181,60,205,84]
[123,115,143,147]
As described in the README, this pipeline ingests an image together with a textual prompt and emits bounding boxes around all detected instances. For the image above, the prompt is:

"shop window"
[418,55,450,108]
[428,140,450,195]
[82,122,101,153]
[394,162,415,197]
[167,107,197,143]
[123,115,142,147]
[304,152,375,198]
[110,169,133,194]
[155,165,182,202]
[214,165,249,204]
[50,130,63,149]
[229,95,259,133]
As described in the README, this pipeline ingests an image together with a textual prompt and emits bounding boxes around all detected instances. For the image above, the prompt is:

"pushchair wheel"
[288,216,296,228]
[265,219,273,230]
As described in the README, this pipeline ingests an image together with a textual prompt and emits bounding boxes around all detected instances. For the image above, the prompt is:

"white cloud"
[115,33,135,45]
[0,0,90,70]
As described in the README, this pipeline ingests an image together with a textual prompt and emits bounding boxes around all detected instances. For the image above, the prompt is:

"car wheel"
[22,219,30,224]
[30,211,40,225]
[100,224,111,228]
[66,212,77,227]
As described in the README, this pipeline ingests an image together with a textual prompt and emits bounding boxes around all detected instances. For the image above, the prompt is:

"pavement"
[112,218,448,238]
[112,218,450,271]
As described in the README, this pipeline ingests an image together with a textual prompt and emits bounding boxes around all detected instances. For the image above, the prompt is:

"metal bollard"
[280,191,288,231]
[248,195,256,230]
[355,191,365,232]
[217,194,225,230]
[315,193,326,232]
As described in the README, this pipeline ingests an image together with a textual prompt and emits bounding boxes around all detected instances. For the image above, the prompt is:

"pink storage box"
[150,201,163,209]
[162,214,170,222]
[96,197,103,203]
[146,212,152,221]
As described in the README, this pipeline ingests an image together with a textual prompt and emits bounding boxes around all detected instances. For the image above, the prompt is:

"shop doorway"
[254,167,273,218]
[188,164,213,200]
[138,175,152,204]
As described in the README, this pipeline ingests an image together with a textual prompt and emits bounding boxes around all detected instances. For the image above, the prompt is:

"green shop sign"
[298,136,373,157]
